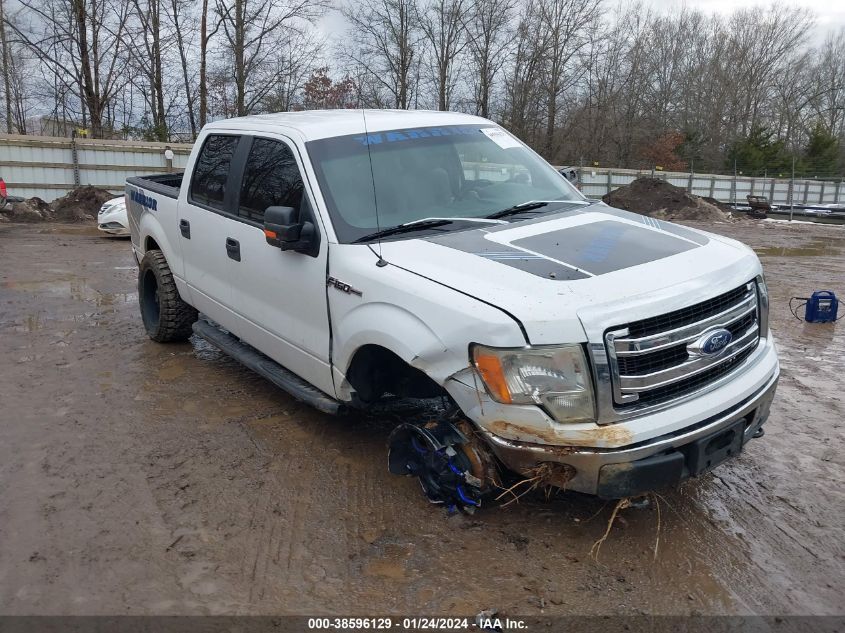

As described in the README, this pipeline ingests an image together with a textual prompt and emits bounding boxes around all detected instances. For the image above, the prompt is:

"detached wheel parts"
[138,250,197,342]
[388,419,498,513]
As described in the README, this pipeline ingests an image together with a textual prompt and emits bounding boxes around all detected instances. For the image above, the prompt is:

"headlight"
[471,344,595,423]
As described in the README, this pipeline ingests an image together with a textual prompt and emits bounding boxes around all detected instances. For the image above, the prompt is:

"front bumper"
[98,221,130,235]
[97,207,129,235]
[479,369,778,497]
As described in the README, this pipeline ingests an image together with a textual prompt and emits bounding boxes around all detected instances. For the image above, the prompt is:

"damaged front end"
[387,418,499,513]
[411,337,779,503]
[452,368,778,500]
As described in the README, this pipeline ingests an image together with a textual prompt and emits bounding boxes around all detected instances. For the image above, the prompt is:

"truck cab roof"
[203,109,492,142]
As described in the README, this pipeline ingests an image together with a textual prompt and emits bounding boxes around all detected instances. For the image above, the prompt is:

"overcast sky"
[648,0,845,34]
[319,0,845,40]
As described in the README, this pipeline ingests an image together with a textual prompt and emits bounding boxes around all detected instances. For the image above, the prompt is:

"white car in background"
[97,196,130,235]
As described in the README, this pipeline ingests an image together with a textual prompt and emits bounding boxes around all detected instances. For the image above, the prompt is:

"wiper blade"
[486,201,549,219]
[352,219,452,243]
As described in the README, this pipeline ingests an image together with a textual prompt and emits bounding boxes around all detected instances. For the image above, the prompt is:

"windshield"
[306,124,584,243]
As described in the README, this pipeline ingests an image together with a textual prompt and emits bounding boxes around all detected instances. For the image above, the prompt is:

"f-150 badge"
[327,276,362,297]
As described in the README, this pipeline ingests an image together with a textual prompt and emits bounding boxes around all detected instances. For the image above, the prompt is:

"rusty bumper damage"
[477,372,779,498]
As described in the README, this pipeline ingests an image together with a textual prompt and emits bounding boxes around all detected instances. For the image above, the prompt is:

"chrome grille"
[605,281,760,408]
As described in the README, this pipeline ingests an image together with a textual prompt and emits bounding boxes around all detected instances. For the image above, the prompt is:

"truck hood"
[377,203,762,344]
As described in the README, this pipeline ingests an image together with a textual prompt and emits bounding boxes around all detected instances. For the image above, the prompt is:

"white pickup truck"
[127,110,779,510]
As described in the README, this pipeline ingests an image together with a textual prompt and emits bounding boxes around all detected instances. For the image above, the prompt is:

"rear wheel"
[138,250,197,342]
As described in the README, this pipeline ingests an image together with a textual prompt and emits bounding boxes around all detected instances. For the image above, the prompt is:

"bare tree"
[260,30,325,111]
[1,0,840,172]
[8,0,131,137]
[806,30,845,137]
[199,0,213,127]
[465,0,516,118]
[342,0,422,109]
[0,0,13,132]
[166,0,199,137]
[502,0,544,142]
[215,0,326,117]
[419,0,468,110]
[727,6,814,137]
[127,0,169,139]
[535,0,602,158]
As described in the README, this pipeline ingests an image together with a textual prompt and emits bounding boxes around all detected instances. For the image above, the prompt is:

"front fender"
[328,243,526,401]
[334,302,451,383]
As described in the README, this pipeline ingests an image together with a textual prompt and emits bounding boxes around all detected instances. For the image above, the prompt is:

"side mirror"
[264,205,300,245]
[264,205,317,255]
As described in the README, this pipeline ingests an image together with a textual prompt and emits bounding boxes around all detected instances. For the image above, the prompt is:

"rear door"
[178,133,245,335]
[224,134,334,396]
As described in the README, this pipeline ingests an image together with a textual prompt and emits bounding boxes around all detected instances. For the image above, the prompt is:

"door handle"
[225,237,241,262]
[179,219,191,239]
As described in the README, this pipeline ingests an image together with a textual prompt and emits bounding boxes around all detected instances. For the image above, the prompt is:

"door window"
[238,138,304,223]
[189,135,240,211]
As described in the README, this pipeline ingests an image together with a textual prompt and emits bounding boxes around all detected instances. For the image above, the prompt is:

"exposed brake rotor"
[387,418,497,513]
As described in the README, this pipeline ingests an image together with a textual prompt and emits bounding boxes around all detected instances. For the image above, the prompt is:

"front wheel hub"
[388,420,489,513]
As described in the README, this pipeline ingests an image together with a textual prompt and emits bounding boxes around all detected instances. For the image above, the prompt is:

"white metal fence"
[1,132,843,206]
[0,133,192,202]
[577,167,845,206]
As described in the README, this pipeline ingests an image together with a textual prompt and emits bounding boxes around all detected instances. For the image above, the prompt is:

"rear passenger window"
[238,138,304,223]
[190,135,239,210]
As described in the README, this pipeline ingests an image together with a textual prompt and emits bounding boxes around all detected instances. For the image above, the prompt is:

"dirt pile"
[603,177,730,222]
[4,197,55,223]
[1,185,114,223]
[701,196,735,214]
[50,186,114,222]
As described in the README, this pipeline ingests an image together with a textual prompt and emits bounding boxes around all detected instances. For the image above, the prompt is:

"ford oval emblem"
[689,328,733,356]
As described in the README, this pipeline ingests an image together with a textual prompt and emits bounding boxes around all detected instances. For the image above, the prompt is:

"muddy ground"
[0,221,842,617]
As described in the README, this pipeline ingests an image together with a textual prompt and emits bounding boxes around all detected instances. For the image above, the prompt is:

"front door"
[224,135,334,397]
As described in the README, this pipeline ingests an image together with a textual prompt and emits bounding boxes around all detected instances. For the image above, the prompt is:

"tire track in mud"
[136,343,351,612]
[273,441,312,606]
[243,485,273,604]
[134,351,282,612]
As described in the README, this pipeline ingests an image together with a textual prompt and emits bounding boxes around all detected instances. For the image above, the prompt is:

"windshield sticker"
[352,125,483,147]
[480,127,522,149]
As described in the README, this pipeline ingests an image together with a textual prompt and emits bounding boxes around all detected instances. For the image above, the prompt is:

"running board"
[192,319,344,415]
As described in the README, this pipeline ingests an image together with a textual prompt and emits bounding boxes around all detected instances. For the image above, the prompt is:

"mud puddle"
[755,238,845,258]
[0,222,842,616]
[37,225,103,237]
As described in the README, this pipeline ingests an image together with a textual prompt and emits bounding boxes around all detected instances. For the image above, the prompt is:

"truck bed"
[127,172,184,199]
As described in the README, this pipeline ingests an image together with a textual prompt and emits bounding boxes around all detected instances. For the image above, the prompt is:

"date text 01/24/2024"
[306,617,529,630]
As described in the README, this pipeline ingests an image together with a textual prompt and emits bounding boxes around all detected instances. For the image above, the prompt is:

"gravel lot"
[0,220,842,617]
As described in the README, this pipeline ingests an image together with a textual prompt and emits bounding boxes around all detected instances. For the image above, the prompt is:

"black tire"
[138,250,197,342]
